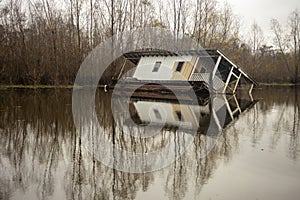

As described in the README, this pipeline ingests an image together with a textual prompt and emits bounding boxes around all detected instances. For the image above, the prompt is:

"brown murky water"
[0,87,299,200]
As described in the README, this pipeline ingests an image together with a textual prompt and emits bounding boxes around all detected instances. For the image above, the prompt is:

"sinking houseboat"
[112,50,257,100]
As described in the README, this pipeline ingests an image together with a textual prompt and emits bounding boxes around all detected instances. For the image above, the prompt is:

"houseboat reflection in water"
[112,93,257,136]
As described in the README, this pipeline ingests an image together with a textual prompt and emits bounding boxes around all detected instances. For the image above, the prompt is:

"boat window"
[176,62,184,72]
[176,111,183,121]
[153,109,162,120]
[152,61,161,72]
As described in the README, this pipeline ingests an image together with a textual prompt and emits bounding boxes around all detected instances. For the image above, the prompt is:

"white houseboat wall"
[133,100,210,130]
[132,55,197,81]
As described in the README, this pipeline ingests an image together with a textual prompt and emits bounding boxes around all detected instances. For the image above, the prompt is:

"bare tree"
[250,21,264,53]
[271,18,292,76]
[289,10,300,84]
[219,2,234,43]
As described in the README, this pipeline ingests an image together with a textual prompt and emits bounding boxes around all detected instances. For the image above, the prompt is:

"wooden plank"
[233,73,242,94]
[212,56,222,80]
[223,66,234,93]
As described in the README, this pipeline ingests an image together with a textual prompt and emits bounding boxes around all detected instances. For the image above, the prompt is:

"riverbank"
[0,85,110,90]
[259,83,297,87]
[0,85,75,89]
[0,83,299,89]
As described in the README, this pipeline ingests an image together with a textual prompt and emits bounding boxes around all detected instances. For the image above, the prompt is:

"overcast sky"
[220,0,300,43]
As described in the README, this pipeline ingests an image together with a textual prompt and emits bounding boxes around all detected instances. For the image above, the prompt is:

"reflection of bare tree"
[290,89,299,160]
[0,89,73,200]
[1,88,298,200]
[253,88,299,159]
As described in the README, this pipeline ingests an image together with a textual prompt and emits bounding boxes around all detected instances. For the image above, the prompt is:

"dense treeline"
[0,0,299,85]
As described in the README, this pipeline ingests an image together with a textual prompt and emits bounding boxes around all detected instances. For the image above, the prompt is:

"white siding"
[134,102,176,124]
[134,102,195,128]
[133,56,193,80]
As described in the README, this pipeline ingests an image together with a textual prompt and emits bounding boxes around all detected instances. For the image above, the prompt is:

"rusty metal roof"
[123,49,220,64]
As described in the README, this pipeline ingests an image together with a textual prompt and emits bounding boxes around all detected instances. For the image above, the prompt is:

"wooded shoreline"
[1,0,300,85]
[0,83,299,89]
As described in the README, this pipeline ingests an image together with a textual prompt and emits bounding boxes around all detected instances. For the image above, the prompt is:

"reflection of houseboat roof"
[130,96,210,107]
